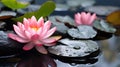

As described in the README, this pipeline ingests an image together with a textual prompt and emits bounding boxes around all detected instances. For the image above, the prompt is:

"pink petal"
[84,13,91,24]
[42,38,56,44]
[24,31,32,39]
[43,27,56,39]
[44,43,56,46]
[26,27,36,35]
[17,22,25,31]
[35,46,48,54]
[40,21,52,37]
[33,41,43,46]
[13,25,26,39]
[8,33,29,43]
[39,27,48,38]
[37,17,44,27]
[23,43,34,51]
[89,13,97,25]
[75,14,82,26]
[31,34,39,41]
[81,12,87,24]
[42,36,61,44]
[37,27,43,35]
[44,21,51,30]
[23,18,30,29]
[30,16,37,27]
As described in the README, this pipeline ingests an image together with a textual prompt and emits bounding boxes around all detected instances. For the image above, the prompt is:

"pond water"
[0,35,120,67]
[0,0,120,67]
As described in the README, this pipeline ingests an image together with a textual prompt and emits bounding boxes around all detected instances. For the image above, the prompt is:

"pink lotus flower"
[8,16,61,54]
[74,12,97,26]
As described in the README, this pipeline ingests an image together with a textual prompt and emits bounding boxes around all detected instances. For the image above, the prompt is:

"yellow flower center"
[32,27,38,31]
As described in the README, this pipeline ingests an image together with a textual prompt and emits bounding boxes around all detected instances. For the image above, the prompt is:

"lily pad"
[17,5,40,14]
[13,1,56,22]
[49,15,74,34]
[84,6,120,16]
[106,10,120,26]
[48,38,99,58]
[93,19,116,33]
[55,4,70,11]
[67,25,97,39]
[1,0,29,10]
[0,11,16,20]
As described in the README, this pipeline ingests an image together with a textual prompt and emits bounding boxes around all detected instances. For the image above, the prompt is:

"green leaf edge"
[12,1,56,22]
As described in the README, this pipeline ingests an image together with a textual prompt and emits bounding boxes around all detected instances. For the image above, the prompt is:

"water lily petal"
[31,34,39,41]
[23,43,34,51]
[42,38,56,44]
[37,27,43,35]
[17,22,25,31]
[44,21,51,31]
[23,18,30,29]
[29,16,37,27]
[81,12,87,24]
[89,13,97,25]
[24,31,32,39]
[42,36,62,44]
[8,33,29,43]
[75,13,82,25]
[37,17,44,27]
[13,25,26,39]
[43,27,56,39]
[35,46,48,54]
[85,13,91,24]
[40,27,48,38]
[44,43,56,46]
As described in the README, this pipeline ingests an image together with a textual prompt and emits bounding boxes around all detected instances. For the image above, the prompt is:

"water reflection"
[0,35,120,67]
[16,54,56,67]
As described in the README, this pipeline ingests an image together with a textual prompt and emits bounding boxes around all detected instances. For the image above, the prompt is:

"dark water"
[1,35,120,67]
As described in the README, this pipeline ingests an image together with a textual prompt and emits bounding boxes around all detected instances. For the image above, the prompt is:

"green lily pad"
[93,19,116,33]
[1,0,29,10]
[13,1,56,22]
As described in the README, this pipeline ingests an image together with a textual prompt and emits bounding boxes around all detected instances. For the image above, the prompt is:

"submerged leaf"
[13,1,56,22]
[1,0,29,10]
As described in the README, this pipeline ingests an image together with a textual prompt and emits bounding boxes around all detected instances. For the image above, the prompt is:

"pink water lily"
[75,12,97,26]
[8,16,61,54]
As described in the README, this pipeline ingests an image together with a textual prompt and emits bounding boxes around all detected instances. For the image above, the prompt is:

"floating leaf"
[67,25,97,39]
[106,10,120,26]
[13,1,56,22]
[1,0,29,10]
[48,38,99,57]
[93,19,116,33]
[84,6,120,16]
[0,11,17,20]
[49,15,74,34]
